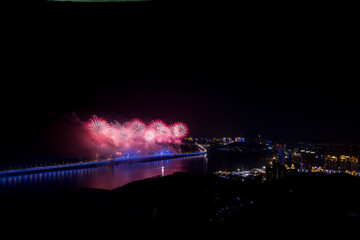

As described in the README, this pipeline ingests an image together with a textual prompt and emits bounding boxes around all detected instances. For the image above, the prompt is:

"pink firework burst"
[117,125,131,141]
[149,119,170,142]
[108,121,127,146]
[128,118,146,139]
[85,115,110,143]
[171,122,188,139]
[144,129,155,142]
[84,115,189,147]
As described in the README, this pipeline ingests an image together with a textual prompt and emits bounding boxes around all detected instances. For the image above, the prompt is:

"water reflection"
[0,155,208,196]
[0,151,270,198]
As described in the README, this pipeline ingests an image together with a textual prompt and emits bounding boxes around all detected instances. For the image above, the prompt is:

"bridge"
[0,145,207,176]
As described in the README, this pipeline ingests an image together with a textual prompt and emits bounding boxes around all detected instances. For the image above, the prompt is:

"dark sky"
[1,1,359,163]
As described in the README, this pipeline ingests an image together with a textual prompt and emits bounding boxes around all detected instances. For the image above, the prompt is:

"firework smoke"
[84,115,188,156]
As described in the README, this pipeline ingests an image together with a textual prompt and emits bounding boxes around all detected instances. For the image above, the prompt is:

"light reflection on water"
[0,155,208,196]
[0,151,270,198]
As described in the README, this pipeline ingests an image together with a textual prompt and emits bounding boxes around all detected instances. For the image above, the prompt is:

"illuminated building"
[300,150,317,170]
[324,155,359,172]
[277,144,284,165]
[235,137,245,142]
[266,160,286,181]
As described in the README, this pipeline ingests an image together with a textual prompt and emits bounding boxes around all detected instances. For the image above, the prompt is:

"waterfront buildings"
[190,135,360,176]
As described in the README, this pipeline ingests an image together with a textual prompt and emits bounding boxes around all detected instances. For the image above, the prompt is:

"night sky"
[1,1,359,162]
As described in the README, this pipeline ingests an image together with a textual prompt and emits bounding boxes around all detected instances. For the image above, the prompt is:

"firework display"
[149,119,170,142]
[85,115,110,143]
[128,118,146,139]
[85,115,188,148]
[171,122,189,139]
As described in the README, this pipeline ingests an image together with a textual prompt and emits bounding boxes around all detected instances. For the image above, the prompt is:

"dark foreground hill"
[1,172,360,235]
